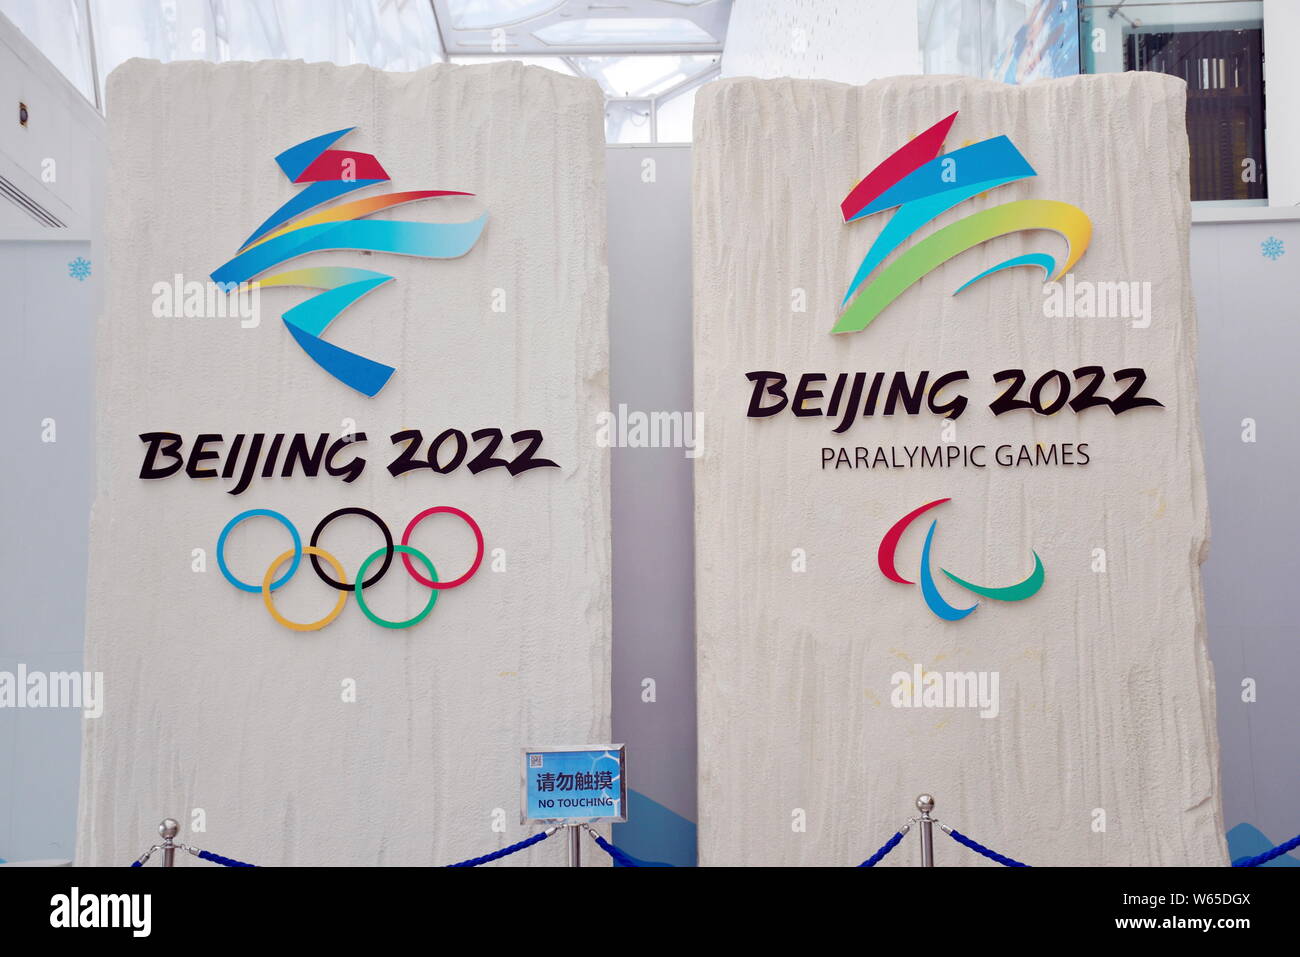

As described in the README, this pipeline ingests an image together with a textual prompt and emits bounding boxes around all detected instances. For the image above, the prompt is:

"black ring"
[310,508,394,591]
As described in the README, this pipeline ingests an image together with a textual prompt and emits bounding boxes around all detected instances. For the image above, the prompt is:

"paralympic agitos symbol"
[217,506,484,632]
[878,498,1044,622]
[836,110,1091,333]
[211,128,486,397]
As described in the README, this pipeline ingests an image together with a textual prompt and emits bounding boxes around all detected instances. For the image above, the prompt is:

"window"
[1081,1,1267,202]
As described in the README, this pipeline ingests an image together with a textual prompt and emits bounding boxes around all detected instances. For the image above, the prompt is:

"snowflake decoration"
[1261,236,1284,261]
[68,256,92,281]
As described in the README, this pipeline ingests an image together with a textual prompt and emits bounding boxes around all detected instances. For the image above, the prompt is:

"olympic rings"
[218,509,301,593]
[216,506,483,630]
[311,507,393,592]
[401,506,484,589]
[262,546,349,632]
[354,546,439,630]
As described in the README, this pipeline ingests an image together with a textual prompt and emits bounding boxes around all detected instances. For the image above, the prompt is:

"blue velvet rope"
[946,828,1030,867]
[858,830,905,867]
[128,846,256,867]
[588,831,675,867]
[1232,831,1300,867]
[196,848,257,867]
[445,829,552,867]
[123,821,1300,868]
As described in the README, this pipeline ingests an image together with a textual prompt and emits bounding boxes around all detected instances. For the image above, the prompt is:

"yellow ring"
[261,546,348,632]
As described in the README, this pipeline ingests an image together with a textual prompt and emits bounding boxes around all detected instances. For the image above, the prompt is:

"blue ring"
[217,509,302,593]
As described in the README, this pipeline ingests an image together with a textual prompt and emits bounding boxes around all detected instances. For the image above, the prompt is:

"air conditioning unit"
[0,168,67,228]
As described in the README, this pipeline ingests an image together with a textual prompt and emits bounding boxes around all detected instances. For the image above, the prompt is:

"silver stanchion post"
[159,818,179,868]
[916,794,935,867]
[566,824,581,867]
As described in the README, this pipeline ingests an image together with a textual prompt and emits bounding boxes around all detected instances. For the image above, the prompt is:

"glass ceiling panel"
[446,0,563,30]
[87,0,441,111]
[5,0,721,140]
[571,54,717,98]
[534,17,717,47]
[0,0,98,103]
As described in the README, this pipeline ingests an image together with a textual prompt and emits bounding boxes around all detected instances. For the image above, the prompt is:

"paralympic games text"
[139,429,559,496]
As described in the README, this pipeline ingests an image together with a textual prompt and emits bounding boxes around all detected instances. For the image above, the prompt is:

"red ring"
[400,506,484,589]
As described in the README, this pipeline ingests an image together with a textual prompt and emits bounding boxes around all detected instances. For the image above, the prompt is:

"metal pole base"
[566,824,581,867]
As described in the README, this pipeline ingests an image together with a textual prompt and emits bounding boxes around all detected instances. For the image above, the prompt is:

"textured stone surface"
[78,59,609,866]
[693,73,1224,866]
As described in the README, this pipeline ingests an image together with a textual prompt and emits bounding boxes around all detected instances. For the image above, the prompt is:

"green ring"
[354,545,439,629]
